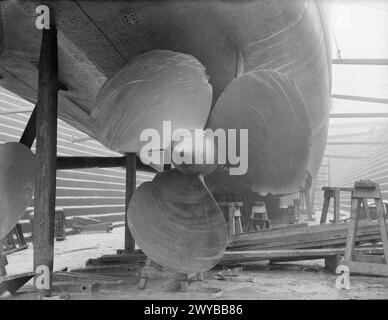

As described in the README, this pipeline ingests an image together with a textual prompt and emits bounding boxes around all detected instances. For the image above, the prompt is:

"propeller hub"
[171,129,219,175]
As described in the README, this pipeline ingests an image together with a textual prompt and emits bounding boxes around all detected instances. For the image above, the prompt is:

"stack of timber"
[227,220,385,251]
[69,253,147,278]
[86,252,147,267]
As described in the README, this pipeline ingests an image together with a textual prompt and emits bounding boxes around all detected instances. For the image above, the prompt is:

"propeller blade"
[0,142,35,240]
[92,50,213,154]
[206,70,312,195]
[127,169,227,273]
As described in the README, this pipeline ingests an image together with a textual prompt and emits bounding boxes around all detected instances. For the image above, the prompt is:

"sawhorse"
[218,202,244,235]
[247,201,270,231]
[320,187,369,224]
[342,180,388,276]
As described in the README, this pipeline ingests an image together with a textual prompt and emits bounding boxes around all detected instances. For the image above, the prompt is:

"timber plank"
[227,221,386,251]
[223,247,383,260]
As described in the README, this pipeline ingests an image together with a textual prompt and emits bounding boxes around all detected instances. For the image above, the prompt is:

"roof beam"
[330,113,388,118]
[328,132,370,139]
[332,59,388,65]
[332,94,388,104]
[329,121,387,129]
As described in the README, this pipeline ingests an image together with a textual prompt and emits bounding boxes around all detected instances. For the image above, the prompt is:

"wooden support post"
[344,198,360,262]
[376,197,388,261]
[294,199,301,222]
[138,258,151,289]
[0,246,7,276]
[333,189,340,223]
[124,153,136,253]
[180,275,189,292]
[320,192,330,224]
[234,212,243,234]
[33,27,59,297]
[218,201,245,233]
[305,187,312,220]
[228,204,235,235]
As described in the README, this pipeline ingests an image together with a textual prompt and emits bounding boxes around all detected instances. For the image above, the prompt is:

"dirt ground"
[4,227,388,300]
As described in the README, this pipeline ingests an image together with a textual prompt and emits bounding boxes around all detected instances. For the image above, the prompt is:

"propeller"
[0,142,35,240]
[92,50,312,273]
[92,50,227,273]
[127,169,226,273]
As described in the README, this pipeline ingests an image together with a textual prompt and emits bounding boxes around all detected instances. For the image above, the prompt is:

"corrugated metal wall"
[336,126,388,214]
[313,124,388,220]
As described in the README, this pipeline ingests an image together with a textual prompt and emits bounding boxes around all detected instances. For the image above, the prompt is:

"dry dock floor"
[4,228,388,300]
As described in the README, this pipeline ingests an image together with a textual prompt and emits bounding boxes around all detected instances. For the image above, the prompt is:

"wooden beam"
[124,153,136,253]
[228,219,386,251]
[353,254,385,264]
[332,94,388,105]
[19,106,37,148]
[0,246,7,276]
[33,27,59,297]
[346,260,388,277]
[56,156,125,170]
[330,113,388,118]
[330,121,386,129]
[56,156,157,173]
[219,247,384,266]
[332,59,388,65]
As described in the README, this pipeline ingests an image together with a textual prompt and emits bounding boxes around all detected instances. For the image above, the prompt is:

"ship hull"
[0,0,331,199]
